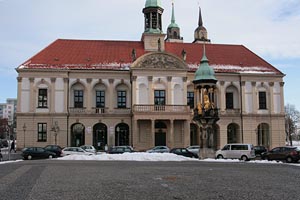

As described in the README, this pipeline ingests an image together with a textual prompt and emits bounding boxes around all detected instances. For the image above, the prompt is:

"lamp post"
[116,126,120,146]
[193,46,219,159]
[23,123,26,148]
[7,121,11,161]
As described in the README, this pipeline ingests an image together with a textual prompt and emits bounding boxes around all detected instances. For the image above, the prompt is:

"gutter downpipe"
[67,71,70,147]
[239,74,244,143]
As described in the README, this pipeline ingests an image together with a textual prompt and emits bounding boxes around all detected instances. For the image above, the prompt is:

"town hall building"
[16,0,285,152]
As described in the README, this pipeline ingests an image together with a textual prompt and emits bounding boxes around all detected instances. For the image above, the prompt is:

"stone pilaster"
[17,77,22,112]
[148,76,153,104]
[251,82,257,113]
[29,77,35,112]
[50,78,56,113]
[167,76,172,104]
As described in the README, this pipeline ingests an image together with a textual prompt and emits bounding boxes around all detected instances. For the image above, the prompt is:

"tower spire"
[193,6,211,43]
[171,2,176,24]
[198,7,203,27]
[166,1,183,43]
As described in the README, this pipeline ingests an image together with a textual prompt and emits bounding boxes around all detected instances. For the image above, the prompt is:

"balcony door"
[154,90,165,111]
[155,121,167,146]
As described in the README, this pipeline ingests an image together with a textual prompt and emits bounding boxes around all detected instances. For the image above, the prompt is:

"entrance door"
[155,131,166,146]
[71,123,85,147]
[93,123,107,151]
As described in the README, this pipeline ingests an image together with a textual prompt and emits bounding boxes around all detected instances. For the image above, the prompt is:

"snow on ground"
[3,141,300,165]
[58,153,196,161]
[0,152,294,166]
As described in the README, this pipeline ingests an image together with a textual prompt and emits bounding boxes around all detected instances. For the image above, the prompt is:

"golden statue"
[197,102,202,114]
[203,92,210,111]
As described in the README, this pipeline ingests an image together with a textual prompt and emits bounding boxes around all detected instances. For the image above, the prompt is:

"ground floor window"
[37,123,47,142]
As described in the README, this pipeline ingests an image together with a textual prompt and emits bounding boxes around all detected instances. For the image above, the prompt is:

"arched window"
[227,123,240,143]
[257,123,270,148]
[225,85,239,109]
[115,123,129,146]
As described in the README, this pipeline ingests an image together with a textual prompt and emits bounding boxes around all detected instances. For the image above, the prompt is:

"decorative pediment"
[132,52,187,70]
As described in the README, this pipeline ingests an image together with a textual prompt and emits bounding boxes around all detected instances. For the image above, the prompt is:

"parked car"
[80,145,97,154]
[0,139,8,148]
[22,147,57,160]
[146,146,170,153]
[186,145,200,156]
[215,143,256,161]
[254,145,268,156]
[108,146,134,154]
[44,145,63,157]
[261,146,300,163]
[61,147,94,156]
[170,148,199,158]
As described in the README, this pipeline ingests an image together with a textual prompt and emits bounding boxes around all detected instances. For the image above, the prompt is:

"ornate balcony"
[133,105,190,113]
[68,107,131,115]
[69,107,87,114]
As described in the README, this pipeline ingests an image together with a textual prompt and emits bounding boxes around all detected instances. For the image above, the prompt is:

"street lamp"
[52,121,59,145]
[23,123,26,148]
[116,126,120,146]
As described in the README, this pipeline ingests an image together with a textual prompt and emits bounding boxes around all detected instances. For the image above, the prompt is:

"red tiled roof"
[19,39,283,75]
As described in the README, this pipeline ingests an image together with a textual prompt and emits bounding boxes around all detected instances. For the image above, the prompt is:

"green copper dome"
[145,0,162,8]
[194,49,217,83]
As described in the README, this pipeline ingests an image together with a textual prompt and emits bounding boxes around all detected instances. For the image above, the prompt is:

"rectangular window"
[154,90,166,105]
[38,89,48,108]
[74,90,83,108]
[226,92,234,109]
[117,91,126,108]
[37,123,47,142]
[259,91,267,109]
[96,91,105,108]
[187,92,194,108]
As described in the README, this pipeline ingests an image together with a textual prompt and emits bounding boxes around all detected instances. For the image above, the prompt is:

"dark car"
[0,139,8,148]
[261,146,300,163]
[254,146,268,156]
[170,148,199,158]
[22,147,57,160]
[108,146,134,154]
[44,145,63,157]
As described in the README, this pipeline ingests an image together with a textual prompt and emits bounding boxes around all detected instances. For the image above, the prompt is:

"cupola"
[142,0,166,51]
[166,2,183,43]
[193,7,211,43]
[193,45,216,84]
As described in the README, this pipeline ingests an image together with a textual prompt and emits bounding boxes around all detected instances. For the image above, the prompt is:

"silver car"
[61,147,94,156]
[146,146,170,153]
[186,145,200,155]
[80,145,97,154]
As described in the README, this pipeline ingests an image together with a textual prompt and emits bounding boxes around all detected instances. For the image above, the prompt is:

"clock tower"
[142,0,166,51]
[193,7,211,43]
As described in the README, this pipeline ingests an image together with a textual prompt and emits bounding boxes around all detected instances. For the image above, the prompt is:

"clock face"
[150,38,157,47]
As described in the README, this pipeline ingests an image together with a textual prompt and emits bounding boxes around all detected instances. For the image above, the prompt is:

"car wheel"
[241,155,248,161]
[28,155,32,160]
[216,155,223,159]
[48,155,53,159]
[286,157,293,163]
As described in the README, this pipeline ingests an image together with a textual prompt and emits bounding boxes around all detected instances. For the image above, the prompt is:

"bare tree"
[285,104,300,146]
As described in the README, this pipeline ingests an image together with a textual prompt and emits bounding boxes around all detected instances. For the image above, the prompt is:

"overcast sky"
[0,0,299,111]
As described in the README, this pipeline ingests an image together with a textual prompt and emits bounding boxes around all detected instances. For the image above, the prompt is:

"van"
[215,143,255,161]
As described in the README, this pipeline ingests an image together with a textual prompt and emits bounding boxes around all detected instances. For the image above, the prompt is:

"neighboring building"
[16,1,285,151]
[0,98,17,139]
